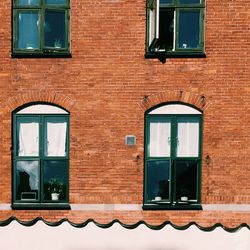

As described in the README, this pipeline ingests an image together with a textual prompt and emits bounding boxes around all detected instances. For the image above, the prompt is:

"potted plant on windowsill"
[180,187,190,202]
[26,43,34,49]
[47,178,63,201]
[54,39,62,49]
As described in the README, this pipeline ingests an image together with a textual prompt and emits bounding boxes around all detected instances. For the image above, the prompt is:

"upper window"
[146,0,205,57]
[13,0,70,56]
[143,104,202,210]
[12,104,70,209]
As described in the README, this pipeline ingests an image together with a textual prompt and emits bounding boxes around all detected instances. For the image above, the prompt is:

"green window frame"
[12,0,70,56]
[12,105,70,209]
[143,104,202,210]
[146,0,205,58]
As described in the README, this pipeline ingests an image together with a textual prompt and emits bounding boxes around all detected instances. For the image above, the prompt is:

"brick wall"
[0,0,249,226]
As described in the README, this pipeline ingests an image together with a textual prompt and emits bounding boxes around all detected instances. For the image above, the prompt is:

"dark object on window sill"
[145,51,206,59]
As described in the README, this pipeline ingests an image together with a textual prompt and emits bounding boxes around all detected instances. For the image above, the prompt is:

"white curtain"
[177,121,199,157]
[18,122,39,156]
[17,161,39,190]
[46,122,67,156]
[149,121,171,157]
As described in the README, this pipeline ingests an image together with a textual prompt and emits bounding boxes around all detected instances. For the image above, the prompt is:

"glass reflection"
[146,161,170,201]
[178,11,200,49]
[16,161,39,201]
[17,12,39,49]
[176,160,197,201]
[18,0,39,5]
[179,0,200,4]
[44,10,66,48]
[43,160,67,201]
[160,0,173,4]
[158,9,174,51]
[45,0,67,4]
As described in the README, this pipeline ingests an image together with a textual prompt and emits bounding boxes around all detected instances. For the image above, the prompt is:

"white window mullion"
[148,0,160,47]
[155,0,160,39]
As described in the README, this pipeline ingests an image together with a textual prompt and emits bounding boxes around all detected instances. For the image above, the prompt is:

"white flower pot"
[181,196,188,202]
[155,196,162,201]
[51,193,60,201]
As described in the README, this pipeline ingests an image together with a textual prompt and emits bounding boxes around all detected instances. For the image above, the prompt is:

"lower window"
[12,104,70,209]
[143,104,202,210]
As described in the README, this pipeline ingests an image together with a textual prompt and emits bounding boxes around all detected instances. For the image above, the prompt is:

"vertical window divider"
[13,114,17,203]
[13,10,17,49]
[200,8,205,48]
[173,9,176,51]
[155,0,160,39]
[65,9,69,50]
[40,9,44,51]
[172,158,177,203]
[171,116,176,203]
[40,115,43,202]
[169,158,173,204]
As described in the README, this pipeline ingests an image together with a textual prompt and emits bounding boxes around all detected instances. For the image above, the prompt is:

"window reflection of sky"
[17,161,39,190]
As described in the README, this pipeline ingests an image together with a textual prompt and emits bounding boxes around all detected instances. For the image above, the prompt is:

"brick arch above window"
[4,90,76,114]
[138,91,209,113]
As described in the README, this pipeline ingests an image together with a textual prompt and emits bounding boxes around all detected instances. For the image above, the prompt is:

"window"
[146,0,205,57]
[143,104,202,210]
[12,104,70,209]
[13,0,70,56]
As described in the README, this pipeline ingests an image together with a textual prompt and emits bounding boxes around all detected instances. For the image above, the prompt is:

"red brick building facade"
[0,0,249,230]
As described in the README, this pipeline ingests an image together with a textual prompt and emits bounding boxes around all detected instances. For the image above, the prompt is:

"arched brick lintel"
[138,91,210,113]
[4,91,76,113]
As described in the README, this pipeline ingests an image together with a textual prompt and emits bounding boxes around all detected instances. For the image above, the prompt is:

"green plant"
[47,178,63,194]
[54,39,62,48]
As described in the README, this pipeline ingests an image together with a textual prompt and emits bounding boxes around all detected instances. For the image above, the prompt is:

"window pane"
[17,0,39,5]
[177,117,199,157]
[45,0,67,4]
[16,161,39,201]
[179,0,200,3]
[178,10,200,49]
[44,117,67,157]
[146,160,170,201]
[160,0,173,4]
[158,9,174,51]
[148,0,158,46]
[148,118,171,157]
[175,160,198,201]
[43,160,68,201]
[44,10,66,48]
[17,116,39,156]
[17,12,39,49]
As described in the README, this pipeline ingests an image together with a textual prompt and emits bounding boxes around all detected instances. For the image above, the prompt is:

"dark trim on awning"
[0,217,249,232]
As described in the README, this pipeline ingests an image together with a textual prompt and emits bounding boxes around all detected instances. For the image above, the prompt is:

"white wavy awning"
[0,221,249,250]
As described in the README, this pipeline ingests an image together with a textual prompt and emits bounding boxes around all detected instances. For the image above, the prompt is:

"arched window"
[12,104,70,209]
[144,103,202,210]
